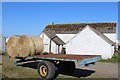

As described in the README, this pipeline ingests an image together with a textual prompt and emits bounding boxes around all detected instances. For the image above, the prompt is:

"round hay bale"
[6,35,44,58]
[6,36,20,57]
[31,36,44,55]
[17,35,35,57]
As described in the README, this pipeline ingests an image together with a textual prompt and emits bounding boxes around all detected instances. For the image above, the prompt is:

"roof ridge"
[47,22,117,25]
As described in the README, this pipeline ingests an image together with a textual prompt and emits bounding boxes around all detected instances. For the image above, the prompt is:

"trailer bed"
[33,54,99,60]
[15,54,101,65]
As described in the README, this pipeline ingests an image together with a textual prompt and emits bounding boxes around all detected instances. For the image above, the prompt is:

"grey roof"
[44,31,65,45]
[87,25,115,46]
[43,22,116,45]
[44,22,116,34]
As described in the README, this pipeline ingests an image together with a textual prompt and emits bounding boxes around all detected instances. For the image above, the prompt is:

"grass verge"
[99,52,120,63]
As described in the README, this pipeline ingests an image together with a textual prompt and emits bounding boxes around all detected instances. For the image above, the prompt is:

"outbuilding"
[40,22,117,59]
[65,25,115,59]
[0,34,6,53]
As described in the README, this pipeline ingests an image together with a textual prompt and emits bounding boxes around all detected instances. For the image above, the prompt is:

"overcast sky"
[2,2,118,38]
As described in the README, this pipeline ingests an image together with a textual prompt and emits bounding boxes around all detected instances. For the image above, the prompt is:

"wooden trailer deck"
[33,54,100,60]
[14,54,101,65]
[32,54,101,64]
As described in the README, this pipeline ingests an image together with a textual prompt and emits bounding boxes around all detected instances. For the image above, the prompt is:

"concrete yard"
[58,62,118,79]
[75,62,118,78]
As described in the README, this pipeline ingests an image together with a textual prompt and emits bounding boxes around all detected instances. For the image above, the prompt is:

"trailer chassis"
[13,55,101,80]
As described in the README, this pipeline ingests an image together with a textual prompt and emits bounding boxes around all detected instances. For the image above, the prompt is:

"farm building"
[65,25,115,59]
[40,22,117,59]
[0,34,6,53]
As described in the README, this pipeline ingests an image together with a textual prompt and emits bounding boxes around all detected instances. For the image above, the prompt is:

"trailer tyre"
[37,60,57,80]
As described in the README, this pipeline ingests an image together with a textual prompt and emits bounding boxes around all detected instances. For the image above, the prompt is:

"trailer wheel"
[37,60,58,80]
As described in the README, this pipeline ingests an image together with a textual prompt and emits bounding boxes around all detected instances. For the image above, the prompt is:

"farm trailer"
[13,54,101,80]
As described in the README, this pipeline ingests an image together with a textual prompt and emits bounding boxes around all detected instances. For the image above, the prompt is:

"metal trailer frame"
[13,54,101,79]
[13,55,101,66]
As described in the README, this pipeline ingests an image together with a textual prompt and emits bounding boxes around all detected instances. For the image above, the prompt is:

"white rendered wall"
[51,40,57,53]
[40,32,57,53]
[56,34,76,43]
[0,35,5,52]
[66,27,114,59]
[104,33,116,42]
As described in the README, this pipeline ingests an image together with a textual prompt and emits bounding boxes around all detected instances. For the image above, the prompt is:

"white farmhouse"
[40,22,117,59]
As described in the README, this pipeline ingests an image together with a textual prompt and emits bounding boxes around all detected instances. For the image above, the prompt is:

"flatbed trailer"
[14,54,101,80]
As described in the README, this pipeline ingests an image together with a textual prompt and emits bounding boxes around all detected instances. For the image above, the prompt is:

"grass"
[0,52,7,55]
[99,51,120,63]
[2,54,39,78]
